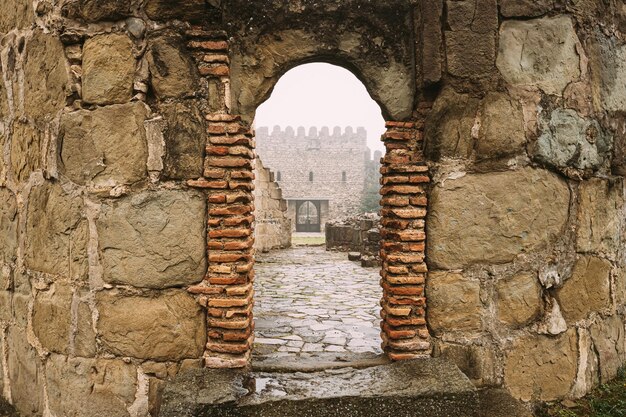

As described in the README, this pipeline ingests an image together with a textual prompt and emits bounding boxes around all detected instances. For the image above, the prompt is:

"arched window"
[276,171,281,181]
[342,171,347,182]
[309,171,314,182]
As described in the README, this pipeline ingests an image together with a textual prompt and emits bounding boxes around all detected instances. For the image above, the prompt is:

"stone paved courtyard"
[253,246,382,361]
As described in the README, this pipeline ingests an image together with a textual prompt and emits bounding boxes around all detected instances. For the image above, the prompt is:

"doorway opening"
[251,63,386,363]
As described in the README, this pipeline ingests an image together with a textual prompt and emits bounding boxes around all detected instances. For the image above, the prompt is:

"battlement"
[256,125,368,142]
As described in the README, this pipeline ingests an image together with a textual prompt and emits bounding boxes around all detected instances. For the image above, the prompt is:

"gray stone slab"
[159,359,478,417]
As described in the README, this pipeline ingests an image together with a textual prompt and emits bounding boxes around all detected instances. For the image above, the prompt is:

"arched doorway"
[186,31,431,368]
[296,200,321,233]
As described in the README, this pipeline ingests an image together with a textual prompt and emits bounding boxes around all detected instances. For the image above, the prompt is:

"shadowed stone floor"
[253,246,382,361]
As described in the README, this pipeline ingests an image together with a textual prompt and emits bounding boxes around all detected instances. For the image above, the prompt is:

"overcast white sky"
[254,63,386,152]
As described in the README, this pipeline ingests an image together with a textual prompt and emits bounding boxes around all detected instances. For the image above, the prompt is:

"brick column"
[186,29,255,368]
[380,109,432,360]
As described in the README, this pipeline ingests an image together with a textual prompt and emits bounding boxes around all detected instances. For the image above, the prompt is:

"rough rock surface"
[0,188,18,264]
[144,0,210,22]
[59,103,148,186]
[496,273,542,327]
[96,290,206,360]
[426,271,482,334]
[535,109,611,173]
[73,0,131,22]
[147,32,199,100]
[0,0,33,32]
[32,284,73,354]
[556,256,611,323]
[428,168,570,269]
[588,34,626,112]
[161,101,205,179]
[434,342,496,386]
[7,328,44,416]
[22,30,68,122]
[445,30,496,79]
[500,0,553,17]
[97,190,206,288]
[497,16,581,95]
[10,121,41,183]
[590,315,626,383]
[46,354,136,417]
[576,178,623,254]
[424,88,479,160]
[82,33,135,105]
[24,182,89,279]
[504,329,578,401]
[476,93,526,160]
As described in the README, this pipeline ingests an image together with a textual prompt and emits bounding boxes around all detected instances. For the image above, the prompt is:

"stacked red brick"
[185,29,255,368]
[379,109,432,360]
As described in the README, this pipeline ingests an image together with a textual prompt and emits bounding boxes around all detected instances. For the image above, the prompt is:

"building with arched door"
[256,125,380,233]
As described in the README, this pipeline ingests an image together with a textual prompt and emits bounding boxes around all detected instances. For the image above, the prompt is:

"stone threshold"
[251,352,390,373]
[159,359,479,417]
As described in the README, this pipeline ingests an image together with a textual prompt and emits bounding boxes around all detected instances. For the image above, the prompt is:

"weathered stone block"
[46,354,136,417]
[500,0,553,17]
[22,31,68,122]
[97,190,206,289]
[588,33,626,112]
[0,58,9,119]
[421,0,444,84]
[24,182,89,279]
[7,327,44,416]
[0,291,10,322]
[496,273,542,327]
[504,329,578,401]
[0,0,34,33]
[576,178,623,254]
[0,131,6,184]
[11,293,29,328]
[447,0,497,34]
[145,0,209,22]
[96,289,206,360]
[32,284,73,354]
[147,32,199,100]
[59,103,148,186]
[10,121,42,183]
[426,271,482,334]
[556,256,611,323]
[445,29,496,78]
[0,188,18,264]
[535,109,611,173]
[476,93,526,160]
[434,341,496,385]
[77,0,131,22]
[497,16,581,95]
[424,87,479,160]
[590,315,626,383]
[83,33,135,105]
[161,101,205,179]
[76,300,97,357]
[428,168,570,269]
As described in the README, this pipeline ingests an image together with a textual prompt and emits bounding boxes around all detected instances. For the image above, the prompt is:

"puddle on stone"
[255,377,271,392]
[244,376,287,397]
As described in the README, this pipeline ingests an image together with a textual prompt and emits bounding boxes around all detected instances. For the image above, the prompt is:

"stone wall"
[422,2,626,402]
[0,0,625,415]
[325,213,381,267]
[253,157,291,252]
[0,2,211,416]
[256,125,376,222]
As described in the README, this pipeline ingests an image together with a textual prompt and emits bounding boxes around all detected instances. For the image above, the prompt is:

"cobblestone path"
[253,246,382,360]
